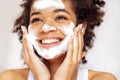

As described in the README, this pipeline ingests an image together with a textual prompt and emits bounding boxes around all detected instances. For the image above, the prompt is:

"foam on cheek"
[26,22,75,59]
[58,22,75,36]
[36,22,75,59]
[34,0,65,10]
[26,25,38,45]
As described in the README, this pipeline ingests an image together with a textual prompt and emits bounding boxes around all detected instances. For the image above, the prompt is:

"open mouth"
[36,38,64,49]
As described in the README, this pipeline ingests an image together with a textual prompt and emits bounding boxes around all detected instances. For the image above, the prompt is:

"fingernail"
[78,24,85,33]
[82,28,84,33]
[21,26,27,34]
[74,27,79,32]
[21,26,25,33]
[74,24,83,33]
[78,24,83,29]
[74,24,82,32]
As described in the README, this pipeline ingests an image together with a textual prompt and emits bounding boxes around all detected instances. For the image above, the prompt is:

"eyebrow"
[53,9,70,15]
[30,12,41,17]
[30,9,70,17]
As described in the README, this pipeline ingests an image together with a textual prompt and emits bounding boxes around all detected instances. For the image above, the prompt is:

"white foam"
[58,22,75,36]
[42,24,57,32]
[33,0,65,10]
[26,22,75,59]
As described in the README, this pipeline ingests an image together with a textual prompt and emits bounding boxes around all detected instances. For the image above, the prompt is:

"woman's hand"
[54,24,86,80]
[21,26,50,80]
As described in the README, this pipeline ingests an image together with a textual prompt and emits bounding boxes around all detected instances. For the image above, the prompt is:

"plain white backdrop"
[0,0,120,79]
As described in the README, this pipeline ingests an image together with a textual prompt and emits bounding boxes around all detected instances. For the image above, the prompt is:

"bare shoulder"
[89,69,117,80]
[0,68,29,80]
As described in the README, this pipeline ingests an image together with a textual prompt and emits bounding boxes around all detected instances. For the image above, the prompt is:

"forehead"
[31,0,73,11]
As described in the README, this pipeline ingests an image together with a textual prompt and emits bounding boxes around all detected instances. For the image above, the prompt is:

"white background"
[0,0,120,79]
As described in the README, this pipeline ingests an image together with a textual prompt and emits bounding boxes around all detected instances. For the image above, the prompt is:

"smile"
[37,37,63,49]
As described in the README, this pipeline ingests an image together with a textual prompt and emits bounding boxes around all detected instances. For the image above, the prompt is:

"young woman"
[0,0,117,80]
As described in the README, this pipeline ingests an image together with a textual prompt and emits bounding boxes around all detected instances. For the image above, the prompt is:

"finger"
[22,38,29,63]
[22,36,32,65]
[21,26,28,35]
[22,26,35,55]
[21,26,29,59]
[21,26,35,62]
[72,31,79,62]
[78,25,83,61]
[21,25,31,54]
[21,26,29,61]
[65,35,74,61]
[81,22,87,36]
[25,36,36,60]
[72,24,83,62]
[80,24,84,51]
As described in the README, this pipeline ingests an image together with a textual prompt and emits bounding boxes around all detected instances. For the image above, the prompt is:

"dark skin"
[0,0,117,80]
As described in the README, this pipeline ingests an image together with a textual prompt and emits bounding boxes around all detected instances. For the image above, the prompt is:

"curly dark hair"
[13,0,105,64]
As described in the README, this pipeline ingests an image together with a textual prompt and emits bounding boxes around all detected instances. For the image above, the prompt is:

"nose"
[42,24,56,32]
[42,18,57,32]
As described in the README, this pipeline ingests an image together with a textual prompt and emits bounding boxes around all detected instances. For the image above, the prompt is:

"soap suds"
[26,22,75,59]
[33,0,65,10]
[42,24,57,32]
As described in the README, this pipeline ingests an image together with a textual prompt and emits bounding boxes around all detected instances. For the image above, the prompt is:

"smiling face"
[27,0,77,59]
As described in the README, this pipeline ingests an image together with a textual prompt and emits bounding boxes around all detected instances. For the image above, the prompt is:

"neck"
[49,54,66,71]
[45,54,66,79]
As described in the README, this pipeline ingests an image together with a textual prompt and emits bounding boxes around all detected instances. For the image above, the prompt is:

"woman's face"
[28,0,77,59]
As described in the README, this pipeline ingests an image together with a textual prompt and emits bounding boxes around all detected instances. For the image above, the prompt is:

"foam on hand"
[26,22,75,59]
[33,0,65,10]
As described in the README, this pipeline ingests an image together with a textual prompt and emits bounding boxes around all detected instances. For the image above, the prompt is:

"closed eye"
[31,18,43,23]
[55,15,68,21]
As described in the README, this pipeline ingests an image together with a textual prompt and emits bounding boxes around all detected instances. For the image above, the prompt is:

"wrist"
[54,76,70,80]
[36,77,50,80]
[35,75,50,80]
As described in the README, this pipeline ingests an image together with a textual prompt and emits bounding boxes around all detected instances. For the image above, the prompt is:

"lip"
[36,37,64,49]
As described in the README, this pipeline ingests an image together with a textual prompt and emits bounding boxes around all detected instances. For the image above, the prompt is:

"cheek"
[28,25,42,35]
[57,21,75,36]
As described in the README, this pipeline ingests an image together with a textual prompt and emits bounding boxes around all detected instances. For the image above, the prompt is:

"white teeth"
[42,39,60,44]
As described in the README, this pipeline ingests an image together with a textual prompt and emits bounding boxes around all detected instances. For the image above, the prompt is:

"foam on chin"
[26,22,75,59]
[33,0,65,10]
